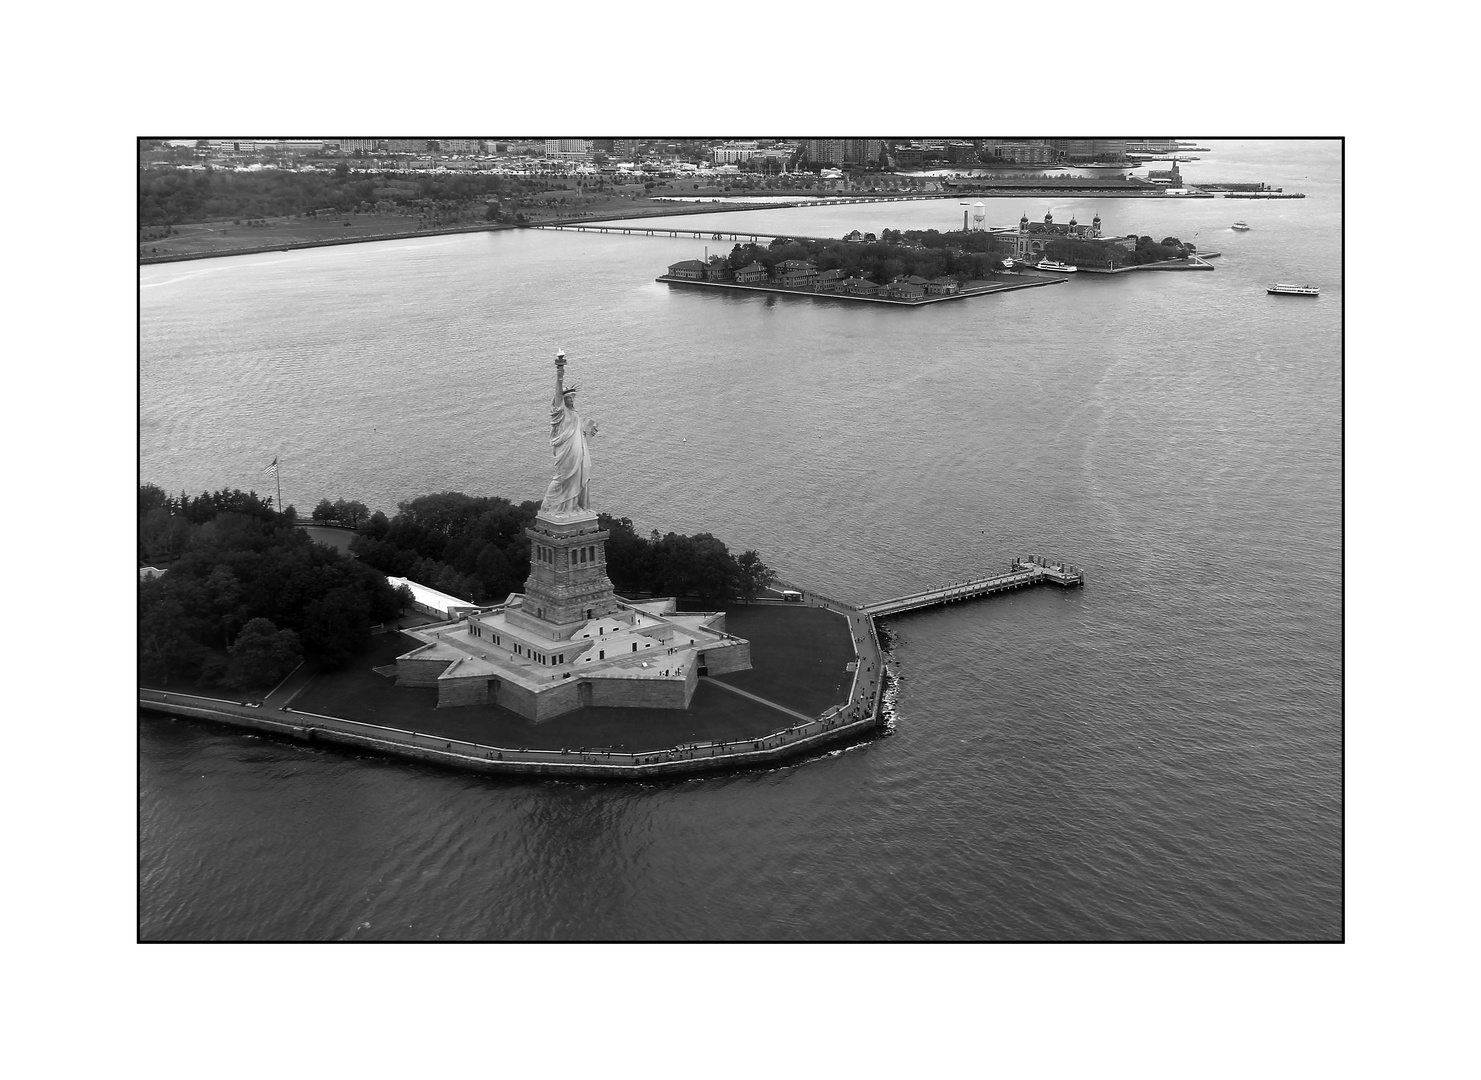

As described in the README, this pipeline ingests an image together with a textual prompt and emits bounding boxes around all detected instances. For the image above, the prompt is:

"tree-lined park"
[138,485,772,692]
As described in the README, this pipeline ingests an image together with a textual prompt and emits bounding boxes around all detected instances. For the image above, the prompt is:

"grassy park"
[139,212,460,260]
[291,603,858,753]
[137,185,791,262]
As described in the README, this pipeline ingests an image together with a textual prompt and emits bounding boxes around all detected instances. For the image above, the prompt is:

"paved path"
[263,664,318,709]
[702,678,817,724]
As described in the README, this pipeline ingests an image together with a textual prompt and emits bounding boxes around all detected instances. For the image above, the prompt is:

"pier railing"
[141,680,881,777]
[863,556,1084,618]
[272,702,877,773]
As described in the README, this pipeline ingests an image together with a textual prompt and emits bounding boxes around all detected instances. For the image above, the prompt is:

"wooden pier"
[863,556,1084,619]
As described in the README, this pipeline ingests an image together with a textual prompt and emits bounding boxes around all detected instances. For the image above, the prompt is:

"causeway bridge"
[537,222,855,245]
[863,556,1084,619]
[532,193,943,245]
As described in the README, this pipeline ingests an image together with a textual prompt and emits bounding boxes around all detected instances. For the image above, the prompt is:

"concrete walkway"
[701,677,817,725]
[263,664,318,710]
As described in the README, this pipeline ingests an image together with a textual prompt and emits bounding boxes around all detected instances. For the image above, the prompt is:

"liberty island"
[140,350,891,777]
[140,350,1085,776]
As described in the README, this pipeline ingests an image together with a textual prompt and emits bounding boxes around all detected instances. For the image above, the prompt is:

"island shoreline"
[138,691,888,781]
[655,274,1066,304]
[140,583,895,781]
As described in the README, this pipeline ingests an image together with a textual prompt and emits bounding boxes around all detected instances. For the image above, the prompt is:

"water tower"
[972,201,987,230]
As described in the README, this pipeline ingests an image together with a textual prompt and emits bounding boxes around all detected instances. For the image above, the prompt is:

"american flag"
[267,457,279,478]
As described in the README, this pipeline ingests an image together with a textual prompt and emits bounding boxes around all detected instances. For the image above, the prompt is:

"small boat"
[1231,221,1250,231]
[1036,259,1078,273]
[1267,283,1320,296]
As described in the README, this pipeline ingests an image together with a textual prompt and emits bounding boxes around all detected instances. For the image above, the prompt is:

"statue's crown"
[563,384,581,396]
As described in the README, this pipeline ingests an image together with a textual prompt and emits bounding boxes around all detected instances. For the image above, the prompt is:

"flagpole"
[268,456,282,517]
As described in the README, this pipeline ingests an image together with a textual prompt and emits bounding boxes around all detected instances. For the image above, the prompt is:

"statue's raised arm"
[539,350,594,516]
[551,357,567,424]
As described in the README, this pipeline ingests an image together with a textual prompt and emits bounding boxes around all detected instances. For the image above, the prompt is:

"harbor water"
[138,139,1342,940]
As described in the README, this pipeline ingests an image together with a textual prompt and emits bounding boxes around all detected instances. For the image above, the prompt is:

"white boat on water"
[1231,221,1250,231]
[1267,282,1320,296]
[1036,259,1077,273]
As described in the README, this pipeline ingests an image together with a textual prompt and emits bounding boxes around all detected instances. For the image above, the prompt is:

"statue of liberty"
[539,350,598,515]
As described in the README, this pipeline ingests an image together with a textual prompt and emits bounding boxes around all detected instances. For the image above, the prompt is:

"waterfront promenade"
[139,596,888,780]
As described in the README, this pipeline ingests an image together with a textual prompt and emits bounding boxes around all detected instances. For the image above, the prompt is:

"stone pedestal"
[509,510,623,640]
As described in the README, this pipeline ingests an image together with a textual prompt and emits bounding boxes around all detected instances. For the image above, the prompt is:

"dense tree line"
[345,492,773,606]
[601,518,772,603]
[718,229,1011,285]
[1042,234,1196,269]
[137,485,402,688]
[138,484,776,688]
[347,492,539,605]
[139,484,290,565]
[137,167,555,228]
[311,498,370,528]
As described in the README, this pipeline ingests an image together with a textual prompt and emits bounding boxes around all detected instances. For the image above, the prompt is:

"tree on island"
[735,550,774,603]
[137,486,401,687]
[721,230,1008,286]
[140,479,780,688]
[652,532,739,602]
[311,497,370,528]
[225,618,302,690]
[1041,234,1194,269]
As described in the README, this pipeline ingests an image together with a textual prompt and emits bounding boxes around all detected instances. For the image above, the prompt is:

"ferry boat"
[1266,282,1320,296]
[1036,259,1078,273]
[1231,221,1250,231]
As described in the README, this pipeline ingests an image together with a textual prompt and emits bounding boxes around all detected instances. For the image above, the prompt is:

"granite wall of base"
[527,678,582,720]
[702,640,751,675]
[397,655,450,688]
[438,675,492,708]
[586,669,694,710]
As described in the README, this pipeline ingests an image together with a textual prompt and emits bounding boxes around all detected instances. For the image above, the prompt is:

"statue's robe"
[540,391,591,514]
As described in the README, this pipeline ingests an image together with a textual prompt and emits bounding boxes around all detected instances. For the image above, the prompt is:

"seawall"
[139,581,889,780]
[138,690,884,780]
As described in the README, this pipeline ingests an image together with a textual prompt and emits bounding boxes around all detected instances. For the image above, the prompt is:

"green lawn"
[138,213,440,259]
[707,604,858,717]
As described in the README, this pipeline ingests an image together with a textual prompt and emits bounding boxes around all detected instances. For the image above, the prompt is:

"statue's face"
[563,393,576,406]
